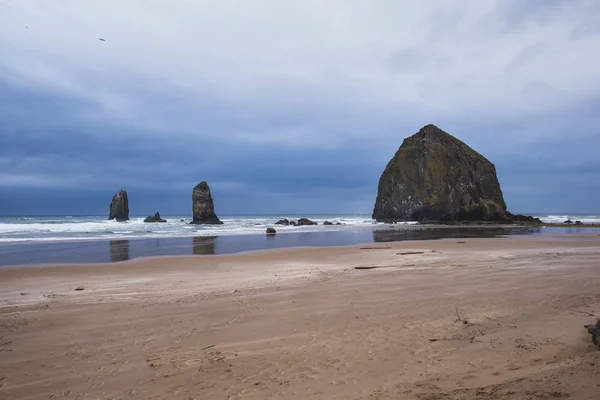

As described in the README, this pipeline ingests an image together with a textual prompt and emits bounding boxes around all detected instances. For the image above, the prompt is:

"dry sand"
[1,237,599,399]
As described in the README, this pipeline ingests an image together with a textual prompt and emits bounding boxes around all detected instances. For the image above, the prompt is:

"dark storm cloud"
[0,1,599,215]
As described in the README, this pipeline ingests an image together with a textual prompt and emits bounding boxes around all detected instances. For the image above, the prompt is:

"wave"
[0,215,383,243]
[534,214,600,224]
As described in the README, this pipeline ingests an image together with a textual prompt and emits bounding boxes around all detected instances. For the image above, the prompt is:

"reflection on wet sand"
[372,226,541,242]
[109,240,130,262]
[193,236,217,255]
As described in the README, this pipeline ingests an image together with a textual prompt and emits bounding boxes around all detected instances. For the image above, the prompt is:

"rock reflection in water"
[193,236,217,255]
[372,226,540,242]
[109,240,130,262]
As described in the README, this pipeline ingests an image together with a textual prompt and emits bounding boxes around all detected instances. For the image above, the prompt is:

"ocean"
[0,214,598,244]
[0,215,384,243]
[0,214,598,266]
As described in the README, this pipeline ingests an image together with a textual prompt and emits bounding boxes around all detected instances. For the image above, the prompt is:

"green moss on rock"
[373,125,507,222]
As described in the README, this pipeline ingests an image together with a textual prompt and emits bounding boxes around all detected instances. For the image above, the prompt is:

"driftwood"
[397,251,425,255]
[354,264,416,270]
[584,320,600,348]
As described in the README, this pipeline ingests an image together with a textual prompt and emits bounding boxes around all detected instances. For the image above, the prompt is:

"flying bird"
[99,38,106,42]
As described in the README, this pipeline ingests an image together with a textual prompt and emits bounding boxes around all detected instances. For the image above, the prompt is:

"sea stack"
[373,125,507,223]
[108,190,129,221]
[144,212,167,223]
[190,181,223,225]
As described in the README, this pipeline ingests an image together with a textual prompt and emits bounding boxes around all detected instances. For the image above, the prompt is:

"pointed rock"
[373,125,507,222]
[144,212,167,223]
[190,181,223,225]
[108,190,129,221]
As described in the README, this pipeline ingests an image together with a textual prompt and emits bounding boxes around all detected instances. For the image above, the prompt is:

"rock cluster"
[275,218,318,226]
[275,218,296,226]
[297,218,318,226]
[144,212,167,223]
[505,213,543,224]
[108,190,129,221]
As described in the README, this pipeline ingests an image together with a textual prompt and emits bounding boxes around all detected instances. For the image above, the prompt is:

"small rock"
[20,292,28,296]
[564,220,573,224]
[575,220,584,225]
[266,227,276,235]
[297,218,318,226]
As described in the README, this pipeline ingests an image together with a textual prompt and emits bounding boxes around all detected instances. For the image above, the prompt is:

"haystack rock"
[190,181,223,225]
[373,125,508,223]
[108,190,129,221]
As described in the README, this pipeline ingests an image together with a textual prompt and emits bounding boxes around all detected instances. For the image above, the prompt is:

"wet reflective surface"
[109,240,130,262]
[192,236,216,255]
[1,225,597,267]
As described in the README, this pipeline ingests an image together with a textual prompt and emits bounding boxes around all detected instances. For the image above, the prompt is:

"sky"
[1,0,599,216]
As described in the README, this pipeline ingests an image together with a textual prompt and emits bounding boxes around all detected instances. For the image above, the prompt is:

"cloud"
[0,0,599,214]
[505,43,546,71]
[386,48,449,73]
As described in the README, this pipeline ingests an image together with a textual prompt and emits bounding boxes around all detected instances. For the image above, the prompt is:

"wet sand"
[1,237,600,399]
[6,225,593,267]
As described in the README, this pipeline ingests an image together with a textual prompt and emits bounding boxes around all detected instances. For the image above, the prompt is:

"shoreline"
[0,224,558,268]
[1,232,599,275]
[1,236,599,399]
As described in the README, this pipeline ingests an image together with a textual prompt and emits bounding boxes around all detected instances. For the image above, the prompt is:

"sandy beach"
[1,236,600,399]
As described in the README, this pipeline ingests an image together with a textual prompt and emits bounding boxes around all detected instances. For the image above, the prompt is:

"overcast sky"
[1,0,599,216]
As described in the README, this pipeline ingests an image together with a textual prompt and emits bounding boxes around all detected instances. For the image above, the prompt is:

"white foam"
[535,214,600,224]
[0,215,384,243]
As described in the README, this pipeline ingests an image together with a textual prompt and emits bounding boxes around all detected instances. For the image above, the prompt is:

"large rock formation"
[108,190,129,221]
[373,125,508,223]
[190,181,223,225]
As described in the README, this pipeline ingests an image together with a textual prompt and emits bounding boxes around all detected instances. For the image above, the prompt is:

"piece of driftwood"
[360,247,392,250]
[584,320,600,348]
[397,251,425,255]
[455,307,463,322]
[354,264,416,270]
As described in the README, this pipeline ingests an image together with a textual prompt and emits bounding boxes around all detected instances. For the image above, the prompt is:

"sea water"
[0,215,384,243]
[0,214,598,244]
